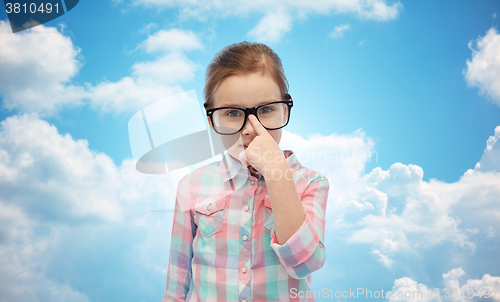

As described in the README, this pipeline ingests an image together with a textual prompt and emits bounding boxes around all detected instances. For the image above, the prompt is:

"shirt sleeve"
[163,177,196,302]
[269,172,329,279]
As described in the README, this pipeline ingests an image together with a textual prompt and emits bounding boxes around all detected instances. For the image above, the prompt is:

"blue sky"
[1,0,500,301]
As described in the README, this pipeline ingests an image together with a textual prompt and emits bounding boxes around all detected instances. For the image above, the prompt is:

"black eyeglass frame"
[206,95,293,135]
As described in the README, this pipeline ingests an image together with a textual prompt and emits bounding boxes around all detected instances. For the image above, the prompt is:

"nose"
[241,114,257,136]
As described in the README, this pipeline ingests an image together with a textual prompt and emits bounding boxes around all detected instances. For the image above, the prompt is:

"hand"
[239,114,286,178]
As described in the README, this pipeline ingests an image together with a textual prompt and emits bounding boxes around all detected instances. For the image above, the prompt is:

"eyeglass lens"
[212,103,289,134]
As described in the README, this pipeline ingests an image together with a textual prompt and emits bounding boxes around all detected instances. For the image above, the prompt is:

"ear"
[207,116,214,129]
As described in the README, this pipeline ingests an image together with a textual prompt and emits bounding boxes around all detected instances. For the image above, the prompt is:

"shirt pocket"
[263,196,274,232]
[193,196,227,238]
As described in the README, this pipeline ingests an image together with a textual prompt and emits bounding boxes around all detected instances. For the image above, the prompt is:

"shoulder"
[293,165,329,187]
[175,160,227,209]
[285,149,329,185]
[177,160,222,192]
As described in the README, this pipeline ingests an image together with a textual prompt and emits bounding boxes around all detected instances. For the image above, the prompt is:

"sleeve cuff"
[269,213,325,273]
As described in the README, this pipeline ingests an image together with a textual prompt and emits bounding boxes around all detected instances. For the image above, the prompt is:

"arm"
[240,114,329,279]
[162,179,196,302]
[267,170,329,279]
[265,160,306,245]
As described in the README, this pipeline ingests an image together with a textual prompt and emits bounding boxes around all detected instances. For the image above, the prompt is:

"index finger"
[247,114,268,136]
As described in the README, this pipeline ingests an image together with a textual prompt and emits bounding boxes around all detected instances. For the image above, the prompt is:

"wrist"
[263,161,292,182]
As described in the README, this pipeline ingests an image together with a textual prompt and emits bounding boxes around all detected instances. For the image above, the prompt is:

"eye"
[258,106,274,114]
[225,110,241,117]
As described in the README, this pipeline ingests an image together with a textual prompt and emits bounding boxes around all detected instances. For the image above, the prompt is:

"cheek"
[220,134,241,149]
[270,130,282,144]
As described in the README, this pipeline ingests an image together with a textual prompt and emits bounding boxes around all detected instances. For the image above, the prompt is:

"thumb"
[239,150,249,167]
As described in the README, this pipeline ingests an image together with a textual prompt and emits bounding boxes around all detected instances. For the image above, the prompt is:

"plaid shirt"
[162,149,329,302]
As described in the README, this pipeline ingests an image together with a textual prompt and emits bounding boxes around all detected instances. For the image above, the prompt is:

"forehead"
[217,99,278,108]
[212,72,282,108]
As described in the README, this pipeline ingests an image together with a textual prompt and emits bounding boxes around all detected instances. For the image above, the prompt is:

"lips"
[243,145,248,149]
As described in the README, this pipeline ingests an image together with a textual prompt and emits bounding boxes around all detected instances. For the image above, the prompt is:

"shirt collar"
[219,149,301,183]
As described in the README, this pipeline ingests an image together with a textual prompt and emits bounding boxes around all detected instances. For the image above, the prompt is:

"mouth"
[242,144,248,150]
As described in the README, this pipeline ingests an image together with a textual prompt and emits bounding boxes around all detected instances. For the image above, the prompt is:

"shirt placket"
[238,175,259,302]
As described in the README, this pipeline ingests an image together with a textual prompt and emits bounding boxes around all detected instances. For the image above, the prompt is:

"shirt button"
[242,234,248,241]
[207,203,212,211]
[243,205,249,212]
[250,180,256,186]
[242,266,247,273]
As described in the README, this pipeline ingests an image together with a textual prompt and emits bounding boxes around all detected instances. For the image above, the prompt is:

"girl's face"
[208,72,284,164]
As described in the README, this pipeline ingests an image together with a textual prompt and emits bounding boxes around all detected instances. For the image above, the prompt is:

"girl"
[162,42,329,302]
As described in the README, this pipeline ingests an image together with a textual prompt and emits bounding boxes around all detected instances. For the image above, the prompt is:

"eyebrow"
[218,99,279,108]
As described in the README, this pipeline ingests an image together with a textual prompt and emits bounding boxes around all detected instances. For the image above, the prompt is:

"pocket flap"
[194,196,227,215]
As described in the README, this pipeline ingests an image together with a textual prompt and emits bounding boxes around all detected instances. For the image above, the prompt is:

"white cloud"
[443,170,500,238]
[319,128,500,268]
[0,113,124,222]
[354,0,402,21]
[87,52,199,113]
[389,269,500,302]
[330,24,351,38]
[86,28,203,114]
[465,27,500,106]
[372,249,394,269]
[127,0,403,42]
[139,28,203,53]
[0,202,92,301]
[248,11,293,43]
[0,22,203,115]
[454,272,500,301]
[280,128,376,189]
[0,20,86,116]
[474,126,500,172]
[0,113,175,301]
[389,277,441,301]
[281,124,500,279]
[341,163,500,264]
[132,52,198,84]
[138,22,158,34]
[132,0,403,21]
[0,112,178,221]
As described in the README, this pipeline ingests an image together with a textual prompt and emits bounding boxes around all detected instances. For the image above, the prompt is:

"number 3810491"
[6,3,59,14]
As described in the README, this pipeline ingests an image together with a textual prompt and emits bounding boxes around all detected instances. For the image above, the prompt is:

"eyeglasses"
[206,95,293,135]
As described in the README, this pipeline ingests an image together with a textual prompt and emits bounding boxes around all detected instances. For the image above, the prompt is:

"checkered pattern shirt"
[162,149,329,302]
